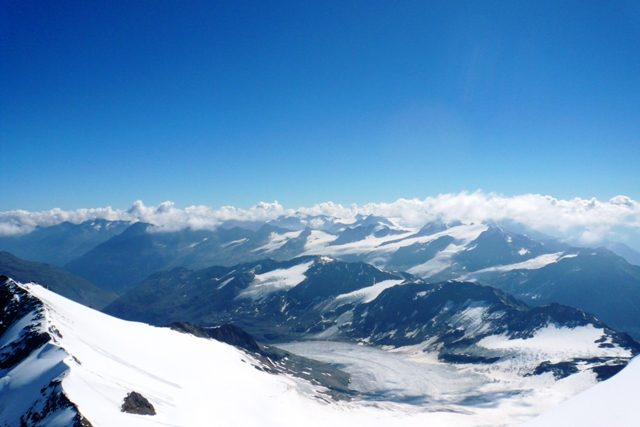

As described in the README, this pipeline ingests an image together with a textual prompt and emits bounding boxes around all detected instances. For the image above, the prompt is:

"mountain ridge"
[0,251,117,310]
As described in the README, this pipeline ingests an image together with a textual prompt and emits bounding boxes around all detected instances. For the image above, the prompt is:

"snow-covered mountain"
[55,218,588,286]
[104,256,639,384]
[103,256,412,339]
[473,247,640,339]
[58,219,557,292]
[6,215,640,340]
[3,276,638,427]
[2,215,634,290]
[0,277,464,427]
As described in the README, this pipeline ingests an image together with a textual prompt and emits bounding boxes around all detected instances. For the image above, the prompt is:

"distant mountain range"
[3,212,640,426]
[2,215,639,340]
[0,219,130,266]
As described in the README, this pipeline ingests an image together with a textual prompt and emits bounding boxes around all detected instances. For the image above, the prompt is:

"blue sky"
[2,1,639,211]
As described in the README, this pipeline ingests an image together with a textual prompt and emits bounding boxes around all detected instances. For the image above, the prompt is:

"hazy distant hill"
[0,219,130,265]
[63,222,298,294]
[0,251,117,309]
[479,248,640,339]
[602,241,640,266]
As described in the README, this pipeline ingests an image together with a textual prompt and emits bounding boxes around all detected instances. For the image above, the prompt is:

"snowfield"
[461,252,579,280]
[237,261,314,300]
[333,279,405,305]
[522,356,640,427]
[302,223,489,269]
[2,280,637,427]
[253,230,304,253]
[477,324,633,360]
[278,340,606,426]
[0,282,509,427]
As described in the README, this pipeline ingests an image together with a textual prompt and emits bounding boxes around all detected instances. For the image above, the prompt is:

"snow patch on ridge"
[221,238,247,248]
[238,261,313,300]
[253,230,303,253]
[304,230,338,251]
[406,243,465,278]
[478,324,633,360]
[334,279,405,305]
[461,252,579,279]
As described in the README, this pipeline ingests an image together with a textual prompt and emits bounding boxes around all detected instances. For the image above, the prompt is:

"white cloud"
[2,192,640,250]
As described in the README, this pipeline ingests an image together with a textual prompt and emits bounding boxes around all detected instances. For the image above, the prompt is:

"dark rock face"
[121,391,156,415]
[104,256,410,342]
[1,277,92,427]
[168,322,262,354]
[18,379,93,427]
[0,276,51,370]
[483,248,640,339]
[527,359,629,382]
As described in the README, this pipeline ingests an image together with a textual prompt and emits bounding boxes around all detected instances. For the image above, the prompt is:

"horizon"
[2,192,640,251]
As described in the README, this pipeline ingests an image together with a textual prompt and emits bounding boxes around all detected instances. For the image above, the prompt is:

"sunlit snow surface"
[1,283,510,427]
[248,223,581,280]
[461,252,579,280]
[302,223,489,272]
[2,282,632,427]
[277,336,614,427]
[478,324,631,359]
[522,356,640,427]
[334,279,405,305]
[253,230,303,253]
[237,261,314,300]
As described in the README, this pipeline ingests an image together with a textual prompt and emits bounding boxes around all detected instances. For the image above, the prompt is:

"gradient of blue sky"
[2,0,639,211]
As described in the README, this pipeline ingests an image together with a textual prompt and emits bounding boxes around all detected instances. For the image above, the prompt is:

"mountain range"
[103,255,638,379]
[3,276,639,426]
[3,215,640,341]
[2,211,640,426]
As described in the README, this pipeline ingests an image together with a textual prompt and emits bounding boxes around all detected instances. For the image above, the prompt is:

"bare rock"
[121,391,156,415]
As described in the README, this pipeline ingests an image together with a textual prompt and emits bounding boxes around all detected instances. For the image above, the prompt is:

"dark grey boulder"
[121,391,155,415]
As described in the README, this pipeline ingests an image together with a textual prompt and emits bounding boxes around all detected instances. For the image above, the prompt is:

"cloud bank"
[2,192,640,250]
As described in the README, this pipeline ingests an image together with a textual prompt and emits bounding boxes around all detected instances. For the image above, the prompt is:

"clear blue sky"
[2,0,639,211]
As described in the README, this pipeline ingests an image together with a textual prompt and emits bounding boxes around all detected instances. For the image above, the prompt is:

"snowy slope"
[4,276,640,426]
[302,221,488,271]
[522,356,640,427]
[237,260,314,300]
[258,220,574,282]
[0,278,522,427]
